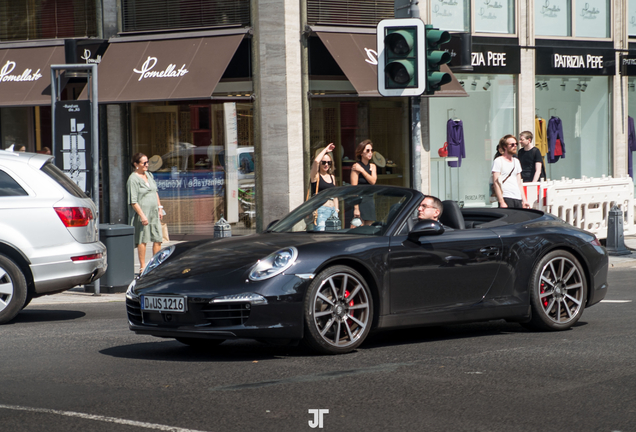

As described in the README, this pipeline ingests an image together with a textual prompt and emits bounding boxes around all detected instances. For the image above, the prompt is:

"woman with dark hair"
[127,152,164,274]
[350,139,377,226]
[309,143,339,230]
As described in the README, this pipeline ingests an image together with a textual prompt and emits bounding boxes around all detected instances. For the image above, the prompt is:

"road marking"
[0,404,209,432]
[600,300,633,303]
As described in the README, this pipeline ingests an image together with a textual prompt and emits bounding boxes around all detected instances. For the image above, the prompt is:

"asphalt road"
[1,269,635,432]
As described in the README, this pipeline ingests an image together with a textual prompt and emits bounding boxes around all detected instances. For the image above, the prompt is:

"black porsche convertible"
[126,185,608,354]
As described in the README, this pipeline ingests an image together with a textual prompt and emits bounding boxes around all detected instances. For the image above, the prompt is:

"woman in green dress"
[127,152,164,273]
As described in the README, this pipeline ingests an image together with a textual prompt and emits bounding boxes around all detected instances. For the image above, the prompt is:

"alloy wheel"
[311,271,371,349]
[538,256,584,325]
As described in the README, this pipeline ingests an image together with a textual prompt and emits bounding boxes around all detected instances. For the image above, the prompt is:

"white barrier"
[522,176,635,240]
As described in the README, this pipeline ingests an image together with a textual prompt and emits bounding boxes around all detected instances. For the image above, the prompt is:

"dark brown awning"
[0,46,64,106]
[315,30,468,98]
[95,35,244,103]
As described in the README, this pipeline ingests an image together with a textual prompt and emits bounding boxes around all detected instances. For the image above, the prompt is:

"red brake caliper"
[344,290,354,317]
[540,282,548,308]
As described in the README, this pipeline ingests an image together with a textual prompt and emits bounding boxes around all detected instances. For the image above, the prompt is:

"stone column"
[613,1,628,178]
[518,0,536,134]
[252,0,305,230]
[106,104,129,224]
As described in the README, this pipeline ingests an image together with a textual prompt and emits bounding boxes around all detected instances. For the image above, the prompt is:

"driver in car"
[418,196,443,221]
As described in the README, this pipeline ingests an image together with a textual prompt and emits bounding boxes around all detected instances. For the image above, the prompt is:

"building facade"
[0,0,634,235]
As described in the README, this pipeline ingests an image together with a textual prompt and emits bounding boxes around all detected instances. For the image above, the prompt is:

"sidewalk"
[29,237,636,306]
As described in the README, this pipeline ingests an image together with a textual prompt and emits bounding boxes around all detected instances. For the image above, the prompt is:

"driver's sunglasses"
[321,161,332,166]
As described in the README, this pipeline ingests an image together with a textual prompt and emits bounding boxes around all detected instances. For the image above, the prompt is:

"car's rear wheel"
[0,254,27,324]
[303,265,373,354]
[175,337,225,349]
[525,250,587,331]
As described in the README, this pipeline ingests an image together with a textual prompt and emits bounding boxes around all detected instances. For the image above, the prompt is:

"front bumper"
[126,274,311,341]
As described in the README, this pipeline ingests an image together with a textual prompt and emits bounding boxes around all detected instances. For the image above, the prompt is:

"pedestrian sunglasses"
[321,161,332,166]
[140,161,149,165]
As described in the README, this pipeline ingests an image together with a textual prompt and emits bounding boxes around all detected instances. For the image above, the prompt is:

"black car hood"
[136,233,382,290]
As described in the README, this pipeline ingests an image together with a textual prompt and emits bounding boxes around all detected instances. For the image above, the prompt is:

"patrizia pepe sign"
[132,56,189,81]
[536,47,615,76]
[0,60,43,82]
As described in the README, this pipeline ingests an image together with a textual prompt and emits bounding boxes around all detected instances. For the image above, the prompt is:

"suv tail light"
[55,207,94,227]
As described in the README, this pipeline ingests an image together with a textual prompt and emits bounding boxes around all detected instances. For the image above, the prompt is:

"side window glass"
[0,169,28,197]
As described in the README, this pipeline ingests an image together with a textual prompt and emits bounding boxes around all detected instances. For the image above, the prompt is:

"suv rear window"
[41,163,88,198]
[0,169,28,196]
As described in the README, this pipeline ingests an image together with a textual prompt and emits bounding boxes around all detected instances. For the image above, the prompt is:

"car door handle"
[479,246,499,257]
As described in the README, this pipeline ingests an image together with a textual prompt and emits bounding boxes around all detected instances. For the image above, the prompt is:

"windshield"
[268,186,414,236]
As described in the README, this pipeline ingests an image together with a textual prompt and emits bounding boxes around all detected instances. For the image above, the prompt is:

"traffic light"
[424,25,452,94]
[377,18,426,97]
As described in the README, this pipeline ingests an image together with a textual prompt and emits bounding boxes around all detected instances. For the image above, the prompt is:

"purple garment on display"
[547,116,565,163]
[446,119,466,167]
[629,116,636,179]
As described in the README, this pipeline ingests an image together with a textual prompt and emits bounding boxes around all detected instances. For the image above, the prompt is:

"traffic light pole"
[411,96,422,192]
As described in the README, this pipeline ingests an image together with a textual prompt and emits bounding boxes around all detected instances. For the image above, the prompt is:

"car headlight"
[142,245,176,276]
[249,247,298,281]
[126,278,138,300]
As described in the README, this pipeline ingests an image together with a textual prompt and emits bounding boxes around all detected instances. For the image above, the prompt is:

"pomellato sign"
[0,60,43,83]
[132,56,189,81]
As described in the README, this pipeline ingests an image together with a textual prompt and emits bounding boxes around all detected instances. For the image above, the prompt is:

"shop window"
[429,75,517,207]
[131,101,255,237]
[535,76,610,179]
[475,0,515,34]
[0,0,97,41]
[121,0,250,33]
[1,107,32,151]
[306,0,394,26]
[310,99,409,189]
[431,0,471,33]
[535,0,610,38]
[630,0,636,37]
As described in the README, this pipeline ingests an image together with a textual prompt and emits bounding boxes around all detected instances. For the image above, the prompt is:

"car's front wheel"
[525,250,587,331]
[0,254,27,324]
[303,265,373,354]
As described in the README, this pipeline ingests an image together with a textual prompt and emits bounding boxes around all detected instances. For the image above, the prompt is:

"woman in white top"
[491,135,530,209]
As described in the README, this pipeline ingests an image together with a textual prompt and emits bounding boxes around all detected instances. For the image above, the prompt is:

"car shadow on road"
[7,309,86,324]
[100,339,311,362]
[362,319,588,350]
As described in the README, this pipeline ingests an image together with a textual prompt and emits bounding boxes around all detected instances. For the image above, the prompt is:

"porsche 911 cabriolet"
[126,185,608,354]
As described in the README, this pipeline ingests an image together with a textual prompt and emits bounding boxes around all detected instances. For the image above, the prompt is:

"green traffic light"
[428,71,452,89]
[427,51,451,67]
[425,29,451,49]
[385,30,415,56]
[386,60,415,85]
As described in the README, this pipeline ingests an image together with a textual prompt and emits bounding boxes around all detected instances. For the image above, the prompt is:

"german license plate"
[141,295,187,313]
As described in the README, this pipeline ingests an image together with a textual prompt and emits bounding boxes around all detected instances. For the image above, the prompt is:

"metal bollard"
[606,206,631,256]
[214,217,232,238]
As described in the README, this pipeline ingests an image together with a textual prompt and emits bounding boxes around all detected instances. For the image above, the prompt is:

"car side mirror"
[407,220,445,243]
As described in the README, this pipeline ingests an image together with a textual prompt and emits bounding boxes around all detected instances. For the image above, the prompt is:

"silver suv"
[0,150,107,323]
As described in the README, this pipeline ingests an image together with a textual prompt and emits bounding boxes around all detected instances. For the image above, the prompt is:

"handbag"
[438,142,448,157]
[304,179,320,226]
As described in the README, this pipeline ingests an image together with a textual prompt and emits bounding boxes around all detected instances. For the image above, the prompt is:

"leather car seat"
[440,200,465,230]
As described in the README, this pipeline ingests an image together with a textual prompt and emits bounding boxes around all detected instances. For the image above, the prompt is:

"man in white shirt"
[492,134,530,209]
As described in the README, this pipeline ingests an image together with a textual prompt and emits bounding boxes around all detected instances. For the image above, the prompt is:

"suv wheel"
[0,254,27,324]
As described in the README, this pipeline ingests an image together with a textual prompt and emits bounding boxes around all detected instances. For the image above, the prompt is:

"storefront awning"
[95,34,244,103]
[315,30,468,98]
[0,46,64,106]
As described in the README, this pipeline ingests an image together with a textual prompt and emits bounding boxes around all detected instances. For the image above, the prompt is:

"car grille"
[126,298,143,325]
[201,302,251,327]
[126,298,251,327]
